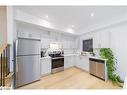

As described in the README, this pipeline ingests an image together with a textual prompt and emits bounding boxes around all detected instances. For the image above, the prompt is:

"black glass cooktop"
[49,54,64,58]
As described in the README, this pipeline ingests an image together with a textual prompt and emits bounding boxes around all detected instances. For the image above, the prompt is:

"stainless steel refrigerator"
[14,38,41,88]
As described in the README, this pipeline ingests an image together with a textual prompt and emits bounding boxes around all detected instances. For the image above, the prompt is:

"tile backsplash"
[64,49,78,54]
[93,48,101,57]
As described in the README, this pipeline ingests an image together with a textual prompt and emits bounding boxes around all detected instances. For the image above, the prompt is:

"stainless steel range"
[49,51,64,74]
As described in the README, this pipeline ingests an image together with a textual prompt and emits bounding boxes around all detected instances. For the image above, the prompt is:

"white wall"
[7,6,16,72]
[109,23,127,80]
[78,21,127,80]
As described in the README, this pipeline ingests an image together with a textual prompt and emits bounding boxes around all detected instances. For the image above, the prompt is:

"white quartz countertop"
[63,54,80,56]
[40,54,107,61]
[89,56,107,61]
[63,54,101,58]
[124,77,127,89]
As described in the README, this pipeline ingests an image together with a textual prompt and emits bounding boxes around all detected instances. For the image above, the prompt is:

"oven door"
[52,58,64,73]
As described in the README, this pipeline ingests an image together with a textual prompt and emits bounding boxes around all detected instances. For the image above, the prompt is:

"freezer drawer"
[16,55,40,87]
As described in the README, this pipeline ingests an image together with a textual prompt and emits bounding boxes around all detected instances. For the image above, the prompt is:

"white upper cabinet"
[75,38,80,49]
[61,37,70,49]
[29,32,41,39]
[61,40,67,49]
[100,31,110,48]
[18,31,28,38]
[62,40,77,49]
[72,40,77,49]
[93,32,100,48]
[41,37,50,48]
[40,30,77,49]
[93,31,110,48]
[18,31,41,40]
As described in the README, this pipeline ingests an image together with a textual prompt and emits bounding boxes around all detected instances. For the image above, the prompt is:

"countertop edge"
[89,57,107,61]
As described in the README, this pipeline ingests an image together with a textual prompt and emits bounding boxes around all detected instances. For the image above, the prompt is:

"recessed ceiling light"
[45,15,49,18]
[67,28,74,34]
[40,20,51,28]
[71,25,75,28]
[90,13,94,17]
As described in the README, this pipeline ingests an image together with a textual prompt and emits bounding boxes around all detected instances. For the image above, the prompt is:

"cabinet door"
[61,40,67,49]
[93,32,101,48]
[99,31,110,48]
[75,38,80,49]
[64,56,74,69]
[81,56,89,72]
[75,56,89,72]
[96,62,105,79]
[75,56,81,68]
[74,56,78,66]
[64,56,69,69]
[18,31,29,38]
[70,56,74,67]
[28,32,41,40]
[41,38,50,48]
[93,31,110,48]
[41,59,51,76]
[71,41,77,49]
[90,61,96,75]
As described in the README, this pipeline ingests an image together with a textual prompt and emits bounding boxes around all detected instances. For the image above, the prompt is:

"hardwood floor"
[18,67,122,89]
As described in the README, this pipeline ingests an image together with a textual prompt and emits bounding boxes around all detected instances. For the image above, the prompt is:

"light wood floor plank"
[18,67,122,89]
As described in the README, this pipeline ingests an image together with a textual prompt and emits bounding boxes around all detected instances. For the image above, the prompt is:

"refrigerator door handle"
[16,40,19,73]
[15,39,18,55]
[16,58,18,72]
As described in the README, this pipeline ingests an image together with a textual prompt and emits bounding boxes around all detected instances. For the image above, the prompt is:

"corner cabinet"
[75,55,89,72]
[64,56,75,69]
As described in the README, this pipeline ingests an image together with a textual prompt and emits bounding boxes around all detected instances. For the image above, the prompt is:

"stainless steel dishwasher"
[89,58,107,81]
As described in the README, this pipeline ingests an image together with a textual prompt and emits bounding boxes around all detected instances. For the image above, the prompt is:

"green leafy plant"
[99,48,124,87]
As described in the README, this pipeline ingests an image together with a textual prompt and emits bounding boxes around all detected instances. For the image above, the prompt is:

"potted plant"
[99,48,124,87]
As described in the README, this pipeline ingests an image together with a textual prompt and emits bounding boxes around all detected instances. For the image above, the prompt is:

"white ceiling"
[15,6,127,35]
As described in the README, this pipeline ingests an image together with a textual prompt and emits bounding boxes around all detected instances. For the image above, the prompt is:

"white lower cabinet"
[64,55,89,72]
[41,58,51,76]
[75,56,89,72]
[64,56,75,69]
[75,56,80,67]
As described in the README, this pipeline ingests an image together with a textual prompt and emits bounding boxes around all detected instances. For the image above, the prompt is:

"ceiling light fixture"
[40,20,51,28]
[90,13,94,17]
[67,28,74,34]
[45,15,49,18]
[71,25,75,28]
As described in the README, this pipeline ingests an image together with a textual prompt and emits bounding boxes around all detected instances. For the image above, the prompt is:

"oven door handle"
[52,57,64,59]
